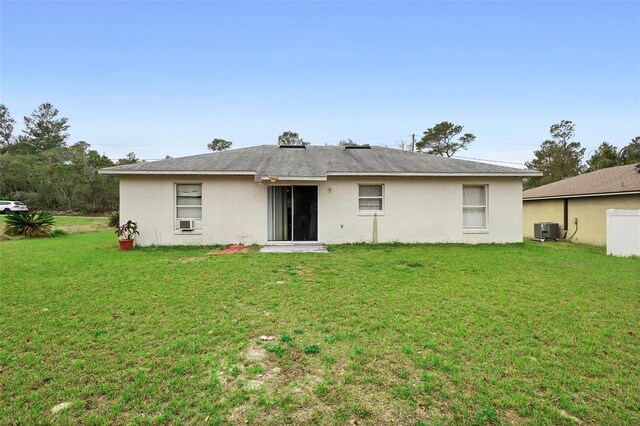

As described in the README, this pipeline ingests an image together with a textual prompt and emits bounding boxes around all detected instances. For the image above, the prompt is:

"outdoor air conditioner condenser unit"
[534,222,560,241]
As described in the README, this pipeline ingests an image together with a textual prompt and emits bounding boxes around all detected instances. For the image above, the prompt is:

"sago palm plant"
[4,211,56,238]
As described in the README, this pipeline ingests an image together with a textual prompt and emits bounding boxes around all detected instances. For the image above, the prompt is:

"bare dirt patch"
[245,343,268,363]
[242,340,282,390]
[209,245,250,255]
[220,338,332,424]
[174,245,252,263]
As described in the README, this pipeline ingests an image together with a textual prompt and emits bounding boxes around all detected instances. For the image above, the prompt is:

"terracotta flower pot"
[118,239,134,250]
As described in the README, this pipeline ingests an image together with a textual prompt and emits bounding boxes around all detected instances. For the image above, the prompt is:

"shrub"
[4,211,55,238]
[107,211,119,228]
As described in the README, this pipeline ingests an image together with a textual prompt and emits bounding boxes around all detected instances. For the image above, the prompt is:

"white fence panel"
[606,209,640,257]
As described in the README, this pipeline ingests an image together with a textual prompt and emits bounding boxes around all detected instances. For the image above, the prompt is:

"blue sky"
[1,1,639,165]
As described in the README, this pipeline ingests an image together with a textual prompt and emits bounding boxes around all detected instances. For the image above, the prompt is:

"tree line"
[0,103,140,212]
[2,102,638,213]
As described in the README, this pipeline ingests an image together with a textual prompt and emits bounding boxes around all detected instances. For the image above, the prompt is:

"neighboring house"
[100,145,539,246]
[523,164,640,245]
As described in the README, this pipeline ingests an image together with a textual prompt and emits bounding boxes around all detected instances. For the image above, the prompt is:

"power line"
[455,155,527,166]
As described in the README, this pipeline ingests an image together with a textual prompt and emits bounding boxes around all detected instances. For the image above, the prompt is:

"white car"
[0,201,29,214]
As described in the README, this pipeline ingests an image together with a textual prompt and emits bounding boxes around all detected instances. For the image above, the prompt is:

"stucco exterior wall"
[120,175,266,246]
[523,194,640,245]
[120,175,524,246]
[317,176,523,244]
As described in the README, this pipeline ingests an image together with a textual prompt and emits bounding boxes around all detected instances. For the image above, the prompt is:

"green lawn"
[0,231,638,425]
[49,215,108,228]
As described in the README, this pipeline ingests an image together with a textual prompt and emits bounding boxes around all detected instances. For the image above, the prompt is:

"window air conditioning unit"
[179,220,195,231]
[534,222,560,241]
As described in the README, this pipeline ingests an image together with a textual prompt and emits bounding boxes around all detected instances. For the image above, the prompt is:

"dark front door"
[293,186,318,241]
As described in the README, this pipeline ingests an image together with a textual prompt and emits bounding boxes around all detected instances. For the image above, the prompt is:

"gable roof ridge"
[100,144,540,177]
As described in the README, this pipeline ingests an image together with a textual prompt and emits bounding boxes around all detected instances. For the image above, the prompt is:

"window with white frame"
[358,184,383,212]
[463,185,487,230]
[176,184,202,227]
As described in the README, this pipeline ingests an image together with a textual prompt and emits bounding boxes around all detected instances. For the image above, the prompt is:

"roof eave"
[99,168,542,178]
[523,190,640,201]
[98,170,256,176]
[327,171,542,177]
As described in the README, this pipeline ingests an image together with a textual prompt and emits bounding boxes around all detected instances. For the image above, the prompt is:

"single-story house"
[100,145,540,246]
[523,163,640,245]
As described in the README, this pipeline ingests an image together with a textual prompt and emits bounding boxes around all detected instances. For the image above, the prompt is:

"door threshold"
[265,241,320,246]
[260,244,328,253]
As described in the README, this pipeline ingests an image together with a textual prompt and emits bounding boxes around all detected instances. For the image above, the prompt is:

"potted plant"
[116,220,139,250]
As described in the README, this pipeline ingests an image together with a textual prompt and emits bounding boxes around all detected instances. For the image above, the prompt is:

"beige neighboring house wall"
[522,199,564,239]
[523,195,640,245]
[121,175,524,246]
[522,164,640,246]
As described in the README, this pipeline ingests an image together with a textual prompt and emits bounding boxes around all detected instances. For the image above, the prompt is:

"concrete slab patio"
[259,244,328,253]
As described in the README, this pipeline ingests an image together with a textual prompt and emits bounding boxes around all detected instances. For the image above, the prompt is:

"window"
[463,185,487,230]
[359,184,383,212]
[176,184,202,224]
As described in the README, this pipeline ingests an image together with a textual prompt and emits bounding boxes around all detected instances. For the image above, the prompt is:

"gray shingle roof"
[100,145,540,178]
[523,163,640,199]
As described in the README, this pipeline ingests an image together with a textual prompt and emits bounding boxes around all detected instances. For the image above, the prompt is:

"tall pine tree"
[416,122,475,157]
[525,120,585,189]
[12,103,70,154]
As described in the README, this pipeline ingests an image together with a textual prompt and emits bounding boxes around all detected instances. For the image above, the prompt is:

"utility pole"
[411,134,416,152]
